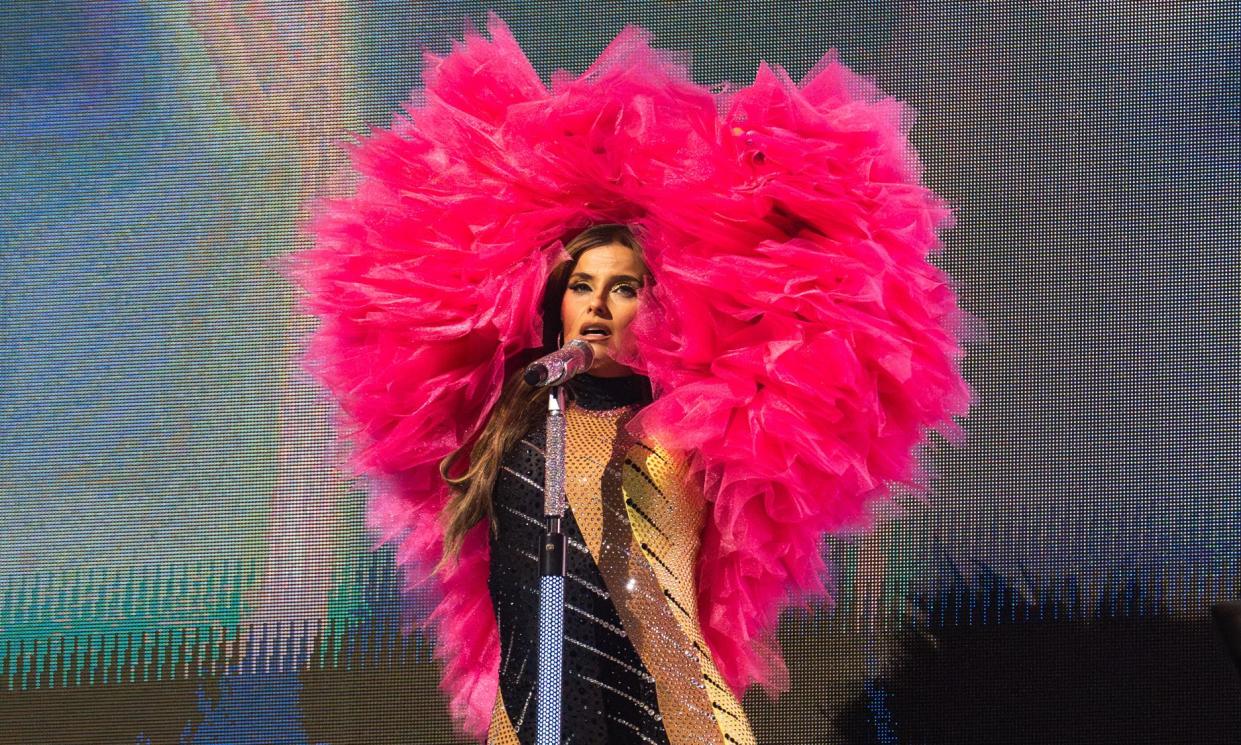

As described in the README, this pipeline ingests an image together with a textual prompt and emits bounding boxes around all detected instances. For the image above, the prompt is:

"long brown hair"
[439,223,645,562]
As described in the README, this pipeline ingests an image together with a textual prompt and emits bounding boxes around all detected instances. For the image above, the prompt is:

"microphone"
[524,339,595,387]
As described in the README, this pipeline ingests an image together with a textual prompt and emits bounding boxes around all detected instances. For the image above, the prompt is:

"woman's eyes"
[569,282,640,298]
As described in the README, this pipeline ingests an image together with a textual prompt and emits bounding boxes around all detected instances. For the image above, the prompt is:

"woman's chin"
[572,337,635,377]
[588,356,633,378]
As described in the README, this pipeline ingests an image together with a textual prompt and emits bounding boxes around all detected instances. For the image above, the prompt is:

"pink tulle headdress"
[286,13,970,739]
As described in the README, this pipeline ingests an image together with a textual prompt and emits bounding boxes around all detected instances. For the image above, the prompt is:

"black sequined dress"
[486,374,755,745]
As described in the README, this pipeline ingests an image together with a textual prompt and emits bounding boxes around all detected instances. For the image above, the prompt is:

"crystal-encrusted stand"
[536,386,567,745]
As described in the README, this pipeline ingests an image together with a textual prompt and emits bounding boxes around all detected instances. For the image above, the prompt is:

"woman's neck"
[566,373,652,411]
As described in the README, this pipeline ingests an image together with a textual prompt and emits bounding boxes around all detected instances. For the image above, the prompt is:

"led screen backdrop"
[1,2,1237,743]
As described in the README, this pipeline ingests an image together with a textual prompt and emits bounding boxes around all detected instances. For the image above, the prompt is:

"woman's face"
[559,243,646,378]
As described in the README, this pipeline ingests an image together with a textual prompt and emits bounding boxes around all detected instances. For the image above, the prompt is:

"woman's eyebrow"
[569,272,645,285]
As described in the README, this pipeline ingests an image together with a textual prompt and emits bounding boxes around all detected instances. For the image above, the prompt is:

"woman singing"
[440,224,755,742]
[288,14,970,745]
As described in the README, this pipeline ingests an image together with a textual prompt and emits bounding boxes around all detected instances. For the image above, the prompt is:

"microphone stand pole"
[536,385,567,745]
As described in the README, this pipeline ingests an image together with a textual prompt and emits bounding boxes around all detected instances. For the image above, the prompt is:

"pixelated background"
[1,2,1237,743]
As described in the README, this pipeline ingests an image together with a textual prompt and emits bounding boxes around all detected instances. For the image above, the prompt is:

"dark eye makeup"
[568,280,641,298]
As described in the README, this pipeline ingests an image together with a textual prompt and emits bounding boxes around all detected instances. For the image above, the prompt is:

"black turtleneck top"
[488,373,666,745]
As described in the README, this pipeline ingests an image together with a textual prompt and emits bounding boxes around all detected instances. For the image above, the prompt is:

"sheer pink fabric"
[285,13,971,738]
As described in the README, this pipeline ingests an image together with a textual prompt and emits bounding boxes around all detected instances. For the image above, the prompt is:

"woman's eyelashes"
[569,281,640,298]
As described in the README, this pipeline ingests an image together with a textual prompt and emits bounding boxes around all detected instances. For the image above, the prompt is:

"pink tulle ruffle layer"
[288,13,970,739]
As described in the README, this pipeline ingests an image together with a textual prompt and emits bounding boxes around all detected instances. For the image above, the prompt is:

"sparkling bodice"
[487,375,754,745]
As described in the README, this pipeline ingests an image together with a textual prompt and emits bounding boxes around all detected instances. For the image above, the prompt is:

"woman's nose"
[589,291,611,318]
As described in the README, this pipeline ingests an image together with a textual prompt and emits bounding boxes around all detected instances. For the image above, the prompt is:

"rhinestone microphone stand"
[522,339,593,745]
[536,386,567,745]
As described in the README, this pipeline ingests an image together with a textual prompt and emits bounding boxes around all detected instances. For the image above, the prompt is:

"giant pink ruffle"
[286,13,970,739]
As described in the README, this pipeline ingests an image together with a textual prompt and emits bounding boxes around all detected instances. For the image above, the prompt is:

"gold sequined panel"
[487,686,521,745]
[564,404,756,745]
[624,432,757,745]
